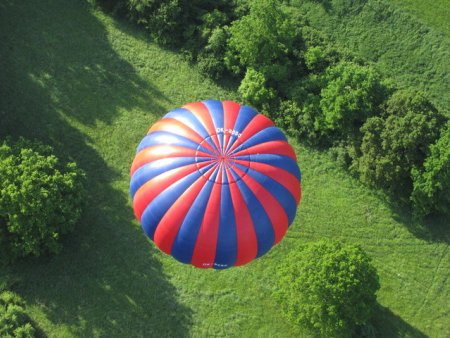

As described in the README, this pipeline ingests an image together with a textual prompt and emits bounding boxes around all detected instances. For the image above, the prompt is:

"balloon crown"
[130,100,301,269]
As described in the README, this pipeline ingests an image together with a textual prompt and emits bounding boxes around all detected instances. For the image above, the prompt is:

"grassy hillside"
[0,1,449,337]
[292,0,450,114]
[389,0,450,35]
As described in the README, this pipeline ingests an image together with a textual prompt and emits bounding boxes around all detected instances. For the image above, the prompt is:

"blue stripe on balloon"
[214,170,237,269]
[233,106,257,133]
[137,131,213,155]
[163,108,217,151]
[226,105,258,152]
[229,168,275,258]
[130,157,211,199]
[140,168,213,240]
[234,127,287,153]
[203,99,224,148]
[235,164,297,225]
[163,108,209,138]
[171,170,218,264]
[242,153,301,181]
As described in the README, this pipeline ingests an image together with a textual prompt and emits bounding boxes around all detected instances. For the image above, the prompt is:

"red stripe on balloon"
[222,100,241,152]
[233,166,289,245]
[132,162,212,221]
[153,166,216,255]
[183,102,221,151]
[228,114,274,153]
[233,159,301,205]
[234,140,297,161]
[130,145,213,176]
[191,169,223,268]
[147,118,216,154]
[225,169,258,266]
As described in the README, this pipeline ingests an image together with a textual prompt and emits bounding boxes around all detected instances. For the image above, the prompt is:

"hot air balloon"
[130,100,301,269]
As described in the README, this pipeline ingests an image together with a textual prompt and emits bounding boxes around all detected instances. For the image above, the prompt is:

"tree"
[0,138,86,261]
[411,121,450,217]
[274,240,380,337]
[197,26,230,79]
[317,62,386,136]
[351,90,445,195]
[128,0,184,46]
[226,0,299,82]
[127,0,235,47]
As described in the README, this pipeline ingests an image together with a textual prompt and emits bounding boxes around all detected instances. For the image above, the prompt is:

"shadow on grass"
[102,4,241,94]
[0,0,191,336]
[379,193,450,245]
[392,208,450,244]
[370,304,428,338]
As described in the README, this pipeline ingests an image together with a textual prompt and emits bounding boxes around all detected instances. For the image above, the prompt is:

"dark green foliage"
[90,0,127,15]
[351,90,445,196]
[199,9,228,39]
[0,138,86,261]
[226,0,301,83]
[126,0,236,48]
[128,0,184,46]
[317,61,386,136]
[0,291,35,338]
[197,26,230,79]
[411,121,450,217]
[304,46,328,73]
[238,68,277,110]
[275,240,380,337]
[274,100,303,137]
[275,94,322,144]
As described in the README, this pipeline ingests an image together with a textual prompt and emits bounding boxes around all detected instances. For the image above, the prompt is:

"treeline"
[94,0,449,218]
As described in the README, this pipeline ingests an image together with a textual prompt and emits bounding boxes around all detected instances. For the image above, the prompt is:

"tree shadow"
[101,3,242,93]
[377,193,450,245]
[0,0,191,336]
[370,304,429,338]
[0,0,169,130]
[391,206,450,244]
[324,143,449,244]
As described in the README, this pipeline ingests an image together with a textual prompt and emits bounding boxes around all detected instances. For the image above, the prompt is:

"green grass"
[0,1,449,337]
[389,0,450,35]
[291,0,450,114]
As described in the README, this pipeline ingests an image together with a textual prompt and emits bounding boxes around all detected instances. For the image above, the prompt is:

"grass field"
[389,0,450,35]
[291,0,450,115]
[0,1,449,337]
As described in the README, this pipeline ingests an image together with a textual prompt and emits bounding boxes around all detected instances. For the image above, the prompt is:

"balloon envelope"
[130,100,301,269]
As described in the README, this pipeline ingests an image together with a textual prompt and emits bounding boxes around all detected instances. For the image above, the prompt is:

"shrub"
[351,90,445,196]
[238,68,277,110]
[317,62,386,137]
[0,291,35,338]
[411,121,450,217]
[275,241,380,337]
[0,138,85,261]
